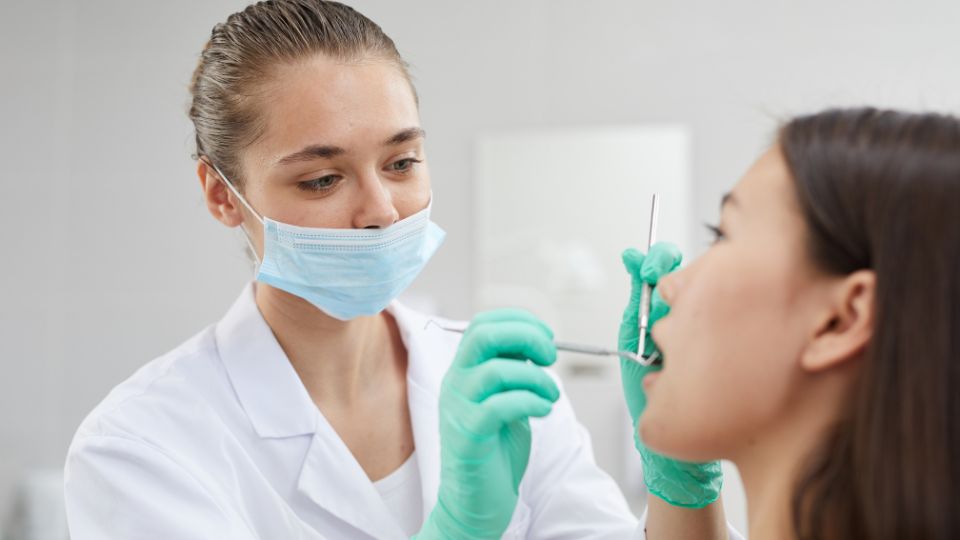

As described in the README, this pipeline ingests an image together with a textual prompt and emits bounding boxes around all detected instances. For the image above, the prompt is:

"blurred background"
[1,0,958,537]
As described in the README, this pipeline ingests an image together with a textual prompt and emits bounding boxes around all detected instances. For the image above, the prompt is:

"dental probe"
[637,193,660,360]
[426,320,658,366]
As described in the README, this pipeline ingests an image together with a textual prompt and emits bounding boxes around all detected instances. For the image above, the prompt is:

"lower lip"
[642,371,661,391]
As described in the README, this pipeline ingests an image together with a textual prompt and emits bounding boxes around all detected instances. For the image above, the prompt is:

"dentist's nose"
[353,178,399,229]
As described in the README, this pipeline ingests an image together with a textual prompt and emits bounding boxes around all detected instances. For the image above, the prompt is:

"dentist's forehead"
[254,56,420,156]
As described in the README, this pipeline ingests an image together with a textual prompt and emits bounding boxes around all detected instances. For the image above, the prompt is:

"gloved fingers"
[639,449,725,509]
[455,321,557,368]
[621,355,661,379]
[621,247,646,279]
[619,248,647,335]
[465,308,554,340]
[460,359,560,403]
[640,242,683,285]
[649,288,671,324]
[470,391,555,435]
[619,312,640,347]
[643,288,672,358]
[618,354,657,423]
[618,325,640,359]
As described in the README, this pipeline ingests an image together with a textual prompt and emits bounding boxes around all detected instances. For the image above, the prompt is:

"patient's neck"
[734,373,851,540]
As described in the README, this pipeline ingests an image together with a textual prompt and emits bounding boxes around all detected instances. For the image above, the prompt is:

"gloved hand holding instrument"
[618,225,723,506]
[415,309,560,539]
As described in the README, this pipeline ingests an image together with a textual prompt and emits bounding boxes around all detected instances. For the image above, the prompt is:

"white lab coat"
[64,283,741,539]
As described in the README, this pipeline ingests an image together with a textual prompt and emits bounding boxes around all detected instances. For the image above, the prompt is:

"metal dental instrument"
[637,193,661,364]
[425,320,651,364]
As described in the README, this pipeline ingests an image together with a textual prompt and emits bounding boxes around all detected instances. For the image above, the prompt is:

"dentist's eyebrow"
[384,127,426,146]
[275,128,425,165]
[277,144,346,165]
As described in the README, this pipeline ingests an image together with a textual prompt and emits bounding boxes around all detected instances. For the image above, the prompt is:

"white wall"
[1,0,958,528]
[0,0,257,521]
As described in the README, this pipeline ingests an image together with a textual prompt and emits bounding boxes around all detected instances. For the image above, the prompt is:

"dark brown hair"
[780,108,960,539]
[187,0,413,188]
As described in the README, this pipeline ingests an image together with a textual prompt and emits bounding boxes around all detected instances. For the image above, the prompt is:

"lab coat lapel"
[219,284,405,538]
[408,379,441,520]
[296,300,462,539]
[297,415,405,540]
[388,302,462,522]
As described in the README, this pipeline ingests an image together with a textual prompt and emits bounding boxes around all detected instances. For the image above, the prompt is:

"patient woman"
[624,108,960,539]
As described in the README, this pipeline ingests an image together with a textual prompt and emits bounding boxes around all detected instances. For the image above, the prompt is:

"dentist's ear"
[801,270,876,372]
[198,159,245,228]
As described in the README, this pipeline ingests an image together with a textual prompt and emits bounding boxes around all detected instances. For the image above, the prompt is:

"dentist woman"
[64,1,739,538]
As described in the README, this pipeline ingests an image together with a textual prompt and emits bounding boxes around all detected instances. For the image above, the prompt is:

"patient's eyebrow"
[384,127,425,146]
[721,192,739,209]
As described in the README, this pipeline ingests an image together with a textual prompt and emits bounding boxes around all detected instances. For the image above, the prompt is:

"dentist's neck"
[254,282,404,406]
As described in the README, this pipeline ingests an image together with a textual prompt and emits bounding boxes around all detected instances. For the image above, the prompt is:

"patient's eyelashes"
[704,223,726,245]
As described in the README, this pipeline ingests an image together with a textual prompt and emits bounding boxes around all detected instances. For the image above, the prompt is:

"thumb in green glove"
[415,309,559,540]
[618,243,723,509]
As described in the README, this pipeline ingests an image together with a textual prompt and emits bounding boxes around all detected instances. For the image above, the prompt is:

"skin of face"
[201,54,430,251]
[641,147,843,463]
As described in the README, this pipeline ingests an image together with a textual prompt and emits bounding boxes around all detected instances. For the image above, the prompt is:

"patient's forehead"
[731,147,801,223]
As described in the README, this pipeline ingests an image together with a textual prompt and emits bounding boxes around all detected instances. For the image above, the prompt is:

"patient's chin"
[639,413,722,463]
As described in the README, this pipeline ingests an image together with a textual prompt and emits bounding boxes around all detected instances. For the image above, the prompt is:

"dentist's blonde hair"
[187,0,415,188]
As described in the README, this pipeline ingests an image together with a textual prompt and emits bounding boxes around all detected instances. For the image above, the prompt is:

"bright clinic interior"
[1,0,958,538]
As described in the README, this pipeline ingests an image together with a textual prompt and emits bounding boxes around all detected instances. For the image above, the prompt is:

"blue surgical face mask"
[210,164,445,320]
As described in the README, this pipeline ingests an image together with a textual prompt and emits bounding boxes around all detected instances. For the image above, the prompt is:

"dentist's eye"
[389,158,422,173]
[704,223,726,244]
[297,175,341,192]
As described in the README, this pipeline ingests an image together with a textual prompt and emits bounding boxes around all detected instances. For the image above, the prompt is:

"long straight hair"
[779,108,960,539]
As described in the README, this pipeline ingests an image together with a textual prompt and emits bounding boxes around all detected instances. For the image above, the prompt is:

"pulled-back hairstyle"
[780,108,960,539]
[188,0,413,188]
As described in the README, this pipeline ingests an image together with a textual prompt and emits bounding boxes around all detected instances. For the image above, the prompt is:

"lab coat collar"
[215,284,455,536]
[390,300,448,396]
[293,300,452,538]
[215,282,318,439]
[216,285,420,537]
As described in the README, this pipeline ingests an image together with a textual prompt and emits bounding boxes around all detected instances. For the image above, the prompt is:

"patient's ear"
[801,270,876,372]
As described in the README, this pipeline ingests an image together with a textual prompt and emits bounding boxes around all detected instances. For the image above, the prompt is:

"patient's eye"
[704,223,726,245]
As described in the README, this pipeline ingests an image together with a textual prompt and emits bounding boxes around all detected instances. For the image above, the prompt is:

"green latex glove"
[618,243,724,509]
[414,309,560,540]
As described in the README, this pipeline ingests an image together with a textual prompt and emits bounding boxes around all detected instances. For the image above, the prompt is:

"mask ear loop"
[202,158,265,268]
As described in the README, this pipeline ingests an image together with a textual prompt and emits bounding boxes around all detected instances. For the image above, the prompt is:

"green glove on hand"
[415,309,560,540]
[618,243,723,509]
